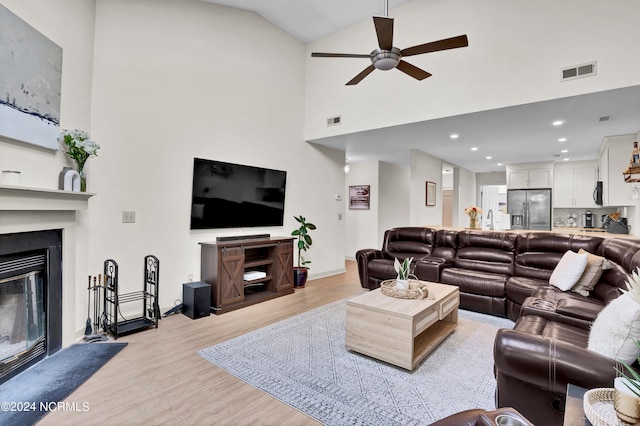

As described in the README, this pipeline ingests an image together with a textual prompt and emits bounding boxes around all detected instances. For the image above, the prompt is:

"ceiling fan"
[311,0,469,85]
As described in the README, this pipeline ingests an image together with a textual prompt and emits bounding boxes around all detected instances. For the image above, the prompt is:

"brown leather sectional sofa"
[356,227,640,426]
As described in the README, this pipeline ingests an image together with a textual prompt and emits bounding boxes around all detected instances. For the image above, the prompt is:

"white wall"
[87,0,347,309]
[345,161,379,257]
[410,150,443,226]
[456,167,477,228]
[1,0,347,339]
[304,0,640,141]
[378,162,410,245]
[0,0,96,344]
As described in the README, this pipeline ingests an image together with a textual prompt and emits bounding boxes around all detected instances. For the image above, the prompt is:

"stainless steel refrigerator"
[507,189,552,231]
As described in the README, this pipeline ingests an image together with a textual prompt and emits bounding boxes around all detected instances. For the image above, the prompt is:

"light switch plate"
[122,211,135,223]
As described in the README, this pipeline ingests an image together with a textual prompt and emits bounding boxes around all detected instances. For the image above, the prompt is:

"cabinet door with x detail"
[220,247,244,306]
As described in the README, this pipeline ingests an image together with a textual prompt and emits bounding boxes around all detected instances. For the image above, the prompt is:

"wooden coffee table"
[345,281,459,370]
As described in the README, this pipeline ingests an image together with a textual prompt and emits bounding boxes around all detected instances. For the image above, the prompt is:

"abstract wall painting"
[349,185,370,210]
[0,4,62,150]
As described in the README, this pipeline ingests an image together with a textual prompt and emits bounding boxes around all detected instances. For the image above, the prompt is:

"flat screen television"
[190,158,287,229]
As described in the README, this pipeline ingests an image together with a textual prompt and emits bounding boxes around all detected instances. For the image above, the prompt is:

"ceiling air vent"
[326,116,342,127]
[561,61,597,81]
[599,116,611,122]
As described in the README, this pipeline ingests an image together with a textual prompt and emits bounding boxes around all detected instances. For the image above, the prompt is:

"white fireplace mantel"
[0,184,94,211]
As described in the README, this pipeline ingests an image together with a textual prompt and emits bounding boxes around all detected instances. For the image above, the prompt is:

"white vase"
[395,279,409,291]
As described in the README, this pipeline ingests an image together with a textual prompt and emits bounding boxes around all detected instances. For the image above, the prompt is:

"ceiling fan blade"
[346,65,376,85]
[401,35,469,57]
[396,60,432,80]
[373,16,394,50]
[311,52,371,58]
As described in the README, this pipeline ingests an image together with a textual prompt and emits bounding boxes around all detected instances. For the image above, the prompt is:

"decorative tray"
[380,279,433,300]
[583,388,627,426]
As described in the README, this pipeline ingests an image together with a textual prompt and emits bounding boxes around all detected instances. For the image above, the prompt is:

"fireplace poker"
[97,274,102,332]
[93,276,98,333]
[85,275,92,335]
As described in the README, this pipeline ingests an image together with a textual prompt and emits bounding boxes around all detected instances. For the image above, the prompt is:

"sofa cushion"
[367,259,397,280]
[506,276,551,305]
[572,249,612,296]
[549,250,588,291]
[514,315,589,347]
[514,232,602,280]
[588,293,640,364]
[383,227,436,259]
[440,268,506,297]
[453,231,516,276]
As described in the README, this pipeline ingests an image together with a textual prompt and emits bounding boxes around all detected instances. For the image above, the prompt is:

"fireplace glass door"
[0,271,45,363]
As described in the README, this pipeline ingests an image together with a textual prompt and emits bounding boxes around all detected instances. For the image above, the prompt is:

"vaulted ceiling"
[201,1,640,173]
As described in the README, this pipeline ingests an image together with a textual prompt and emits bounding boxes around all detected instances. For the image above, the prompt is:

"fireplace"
[0,230,62,384]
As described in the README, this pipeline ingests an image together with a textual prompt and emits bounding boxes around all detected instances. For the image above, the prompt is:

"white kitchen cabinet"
[506,163,553,189]
[553,162,597,208]
[599,135,636,206]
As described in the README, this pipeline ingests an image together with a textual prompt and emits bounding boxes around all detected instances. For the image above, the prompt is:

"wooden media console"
[200,236,294,314]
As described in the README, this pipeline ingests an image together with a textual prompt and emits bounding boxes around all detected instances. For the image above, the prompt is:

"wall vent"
[326,116,341,126]
[561,61,597,81]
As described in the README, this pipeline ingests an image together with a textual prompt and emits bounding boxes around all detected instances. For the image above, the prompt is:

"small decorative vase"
[76,163,87,192]
[78,169,86,192]
[395,279,409,291]
[469,216,477,229]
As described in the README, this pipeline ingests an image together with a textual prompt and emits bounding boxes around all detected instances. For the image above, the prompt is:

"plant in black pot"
[291,215,316,288]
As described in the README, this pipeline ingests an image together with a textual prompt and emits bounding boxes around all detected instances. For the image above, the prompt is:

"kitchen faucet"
[487,209,494,230]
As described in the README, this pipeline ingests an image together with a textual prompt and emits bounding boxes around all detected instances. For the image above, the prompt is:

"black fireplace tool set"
[84,274,108,342]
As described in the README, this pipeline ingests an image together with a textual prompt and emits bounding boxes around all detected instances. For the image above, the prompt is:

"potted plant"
[394,257,413,291]
[291,215,316,288]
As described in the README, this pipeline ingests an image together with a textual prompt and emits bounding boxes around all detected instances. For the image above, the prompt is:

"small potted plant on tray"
[394,257,413,291]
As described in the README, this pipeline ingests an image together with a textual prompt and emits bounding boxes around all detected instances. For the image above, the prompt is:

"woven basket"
[380,278,431,300]
[583,388,628,426]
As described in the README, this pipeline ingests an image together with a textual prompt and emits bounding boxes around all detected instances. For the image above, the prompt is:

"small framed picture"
[426,181,436,206]
[349,185,370,210]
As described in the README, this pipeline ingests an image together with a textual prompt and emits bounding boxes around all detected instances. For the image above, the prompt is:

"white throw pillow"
[549,250,589,291]
[588,293,640,364]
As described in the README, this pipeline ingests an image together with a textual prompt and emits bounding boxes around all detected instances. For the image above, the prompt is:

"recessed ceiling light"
[563,158,570,161]
[471,147,478,151]
[558,138,567,142]
[561,149,568,153]
[486,156,492,160]
[497,163,503,166]
[450,134,459,139]
[553,120,564,126]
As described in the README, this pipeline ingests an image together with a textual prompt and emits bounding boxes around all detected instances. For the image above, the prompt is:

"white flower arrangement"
[59,129,100,170]
[464,206,483,217]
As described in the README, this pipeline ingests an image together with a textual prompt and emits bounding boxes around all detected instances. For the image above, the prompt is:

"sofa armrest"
[494,328,620,394]
[415,257,451,282]
[355,249,387,289]
[523,290,604,330]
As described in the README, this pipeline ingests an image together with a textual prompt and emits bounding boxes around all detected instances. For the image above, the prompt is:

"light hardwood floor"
[38,260,365,426]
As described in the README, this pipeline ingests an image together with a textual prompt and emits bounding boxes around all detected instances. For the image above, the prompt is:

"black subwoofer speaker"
[182,282,211,319]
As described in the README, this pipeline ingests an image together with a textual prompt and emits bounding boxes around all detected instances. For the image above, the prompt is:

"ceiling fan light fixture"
[371,48,401,70]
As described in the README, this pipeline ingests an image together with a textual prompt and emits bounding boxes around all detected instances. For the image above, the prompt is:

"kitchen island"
[427,225,637,238]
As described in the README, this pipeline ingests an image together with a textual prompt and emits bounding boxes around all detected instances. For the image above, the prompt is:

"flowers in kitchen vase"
[464,206,482,218]
[59,129,100,192]
[464,206,482,229]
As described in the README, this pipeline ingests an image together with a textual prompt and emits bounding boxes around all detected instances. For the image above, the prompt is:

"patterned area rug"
[198,298,514,425]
